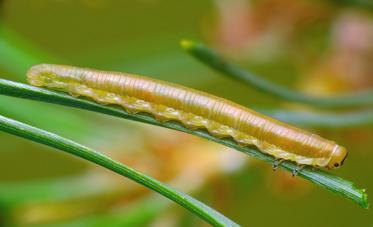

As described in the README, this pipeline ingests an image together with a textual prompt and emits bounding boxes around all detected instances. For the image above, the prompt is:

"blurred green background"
[0,0,372,226]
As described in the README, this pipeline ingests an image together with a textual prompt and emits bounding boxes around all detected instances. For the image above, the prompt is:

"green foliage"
[0,114,238,227]
[181,40,373,108]
[259,109,373,129]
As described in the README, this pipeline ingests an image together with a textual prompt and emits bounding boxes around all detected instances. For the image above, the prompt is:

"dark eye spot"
[334,163,339,167]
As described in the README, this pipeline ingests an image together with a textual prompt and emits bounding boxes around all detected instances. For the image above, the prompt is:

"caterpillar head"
[327,145,348,169]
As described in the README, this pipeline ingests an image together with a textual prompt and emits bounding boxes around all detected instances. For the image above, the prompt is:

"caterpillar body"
[27,64,348,169]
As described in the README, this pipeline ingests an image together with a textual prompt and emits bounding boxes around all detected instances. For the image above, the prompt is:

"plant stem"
[0,115,238,227]
[0,79,368,208]
[258,109,373,129]
[181,40,373,108]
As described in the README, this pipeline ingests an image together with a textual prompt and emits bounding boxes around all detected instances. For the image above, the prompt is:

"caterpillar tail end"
[27,64,46,87]
[26,64,56,87]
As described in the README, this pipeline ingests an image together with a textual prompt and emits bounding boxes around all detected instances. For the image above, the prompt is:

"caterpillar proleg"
[27,64,348,169]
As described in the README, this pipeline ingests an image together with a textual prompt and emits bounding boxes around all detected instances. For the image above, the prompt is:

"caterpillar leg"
[68,91,80,97]
[125,108,140,115]
[292,165,305,176]
[234,140,248,147]
[272,159,284,171]
[153,115,170,123]
[183,122,205,131]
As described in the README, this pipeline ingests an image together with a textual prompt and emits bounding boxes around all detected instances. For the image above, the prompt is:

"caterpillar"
[27,64,348,169]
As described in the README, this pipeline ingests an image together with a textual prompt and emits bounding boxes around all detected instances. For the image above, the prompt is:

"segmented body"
[27,64,348,168]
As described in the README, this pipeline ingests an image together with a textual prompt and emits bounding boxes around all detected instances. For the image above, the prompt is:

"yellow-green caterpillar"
[27,64,348,169]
